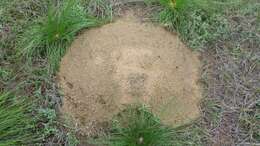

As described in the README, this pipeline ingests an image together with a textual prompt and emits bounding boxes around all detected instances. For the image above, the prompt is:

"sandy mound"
[58,11,202,136]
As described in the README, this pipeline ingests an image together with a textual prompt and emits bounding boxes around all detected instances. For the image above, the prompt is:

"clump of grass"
[0,92,38,146]
[0,0,50,54]
[93,105,205,145]
[159,0,188,10]
[19,0,101,73]
[94,105,174,146]
[156,0,228,50]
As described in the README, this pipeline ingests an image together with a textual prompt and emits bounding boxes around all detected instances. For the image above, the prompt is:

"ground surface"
[1,0,259,145]
[58,10,202,136]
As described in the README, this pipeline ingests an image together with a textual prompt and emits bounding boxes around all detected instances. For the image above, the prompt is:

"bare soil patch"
[58,10,202,136]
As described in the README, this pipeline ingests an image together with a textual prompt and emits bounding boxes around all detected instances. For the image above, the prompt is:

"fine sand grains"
[58,11,202,136]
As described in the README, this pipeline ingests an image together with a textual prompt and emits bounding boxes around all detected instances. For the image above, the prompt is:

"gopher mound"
[58,12,202,136]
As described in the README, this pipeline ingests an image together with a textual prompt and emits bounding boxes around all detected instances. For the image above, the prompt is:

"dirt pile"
[58,11,202,136]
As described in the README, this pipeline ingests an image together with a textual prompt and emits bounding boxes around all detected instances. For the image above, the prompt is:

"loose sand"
[58,11,202,136]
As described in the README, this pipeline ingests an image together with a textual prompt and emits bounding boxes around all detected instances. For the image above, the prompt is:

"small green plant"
[67,132,80,146]
[0,92,38,146]
[95,105,174,146]
[93,104,205,146]
[19,0,101,73]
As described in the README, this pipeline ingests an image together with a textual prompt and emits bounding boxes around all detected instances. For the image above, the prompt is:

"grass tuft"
[93,105,206,145]
[94,105,174,146]
[156,0,228,50]
[19,0,101,73]
[0,92,38,146]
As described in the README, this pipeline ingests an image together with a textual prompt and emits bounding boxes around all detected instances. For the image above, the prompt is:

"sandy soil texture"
[58,10,202,136]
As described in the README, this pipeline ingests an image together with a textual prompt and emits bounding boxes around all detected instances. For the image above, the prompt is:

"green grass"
[94,105,174,146]
[157,0,259,50]
[0,92,38,146]
[93,105,205,146]
[1,0,110,145]
[156,0,228,50]
[0,67,11,82]
[1,0,259,145]
[18,0,101,74]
